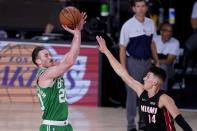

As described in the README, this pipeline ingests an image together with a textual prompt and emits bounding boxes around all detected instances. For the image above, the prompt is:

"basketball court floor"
[0,103,196,131]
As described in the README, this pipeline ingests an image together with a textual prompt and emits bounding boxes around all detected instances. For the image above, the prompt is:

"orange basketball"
[59,6,81,29]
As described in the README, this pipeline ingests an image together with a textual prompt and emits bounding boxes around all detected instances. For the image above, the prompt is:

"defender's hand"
[96,36,108,53]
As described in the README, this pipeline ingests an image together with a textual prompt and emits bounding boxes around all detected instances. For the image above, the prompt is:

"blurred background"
[0,0,197,109]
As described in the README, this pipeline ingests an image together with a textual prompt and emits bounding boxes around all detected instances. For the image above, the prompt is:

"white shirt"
[192,1,197,18]
[153,35,180,56]
[119,16,156,47]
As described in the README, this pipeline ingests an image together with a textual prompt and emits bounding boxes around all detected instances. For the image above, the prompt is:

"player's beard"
[50,59,55,65]
[46,59,54,67]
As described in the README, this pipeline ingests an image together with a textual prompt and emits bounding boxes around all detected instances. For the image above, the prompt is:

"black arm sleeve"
[175,114,193,131]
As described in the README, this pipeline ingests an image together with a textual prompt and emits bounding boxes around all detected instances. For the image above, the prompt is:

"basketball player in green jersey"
[31,12,87,131]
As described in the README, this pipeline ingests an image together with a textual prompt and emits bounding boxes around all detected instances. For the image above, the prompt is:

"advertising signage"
[0,41,99,106]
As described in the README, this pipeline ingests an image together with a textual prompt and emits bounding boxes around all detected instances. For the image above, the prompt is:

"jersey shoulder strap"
[36,68,47,88]
[156,90,166,98]
[155,90,166,106]
[37,68,46,77]
[140,90,148,99]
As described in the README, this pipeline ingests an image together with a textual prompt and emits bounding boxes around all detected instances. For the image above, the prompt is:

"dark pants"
[126,56,151,131]
[160,64,175,91]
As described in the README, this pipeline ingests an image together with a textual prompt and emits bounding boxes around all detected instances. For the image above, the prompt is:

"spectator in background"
[182,1,197,78]
[0,30,8,38]
[119,0,159,130]
[153,22,180,91]
[191,1,197,31]
[44,0,72,34]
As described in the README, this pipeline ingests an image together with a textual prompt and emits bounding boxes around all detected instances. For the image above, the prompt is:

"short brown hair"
[159,21,173,32]
[149,66,166,82]
[130,0,147,7]
[31,46,45,66]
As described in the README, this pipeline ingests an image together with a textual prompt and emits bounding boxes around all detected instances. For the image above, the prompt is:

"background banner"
[0,40,99,106]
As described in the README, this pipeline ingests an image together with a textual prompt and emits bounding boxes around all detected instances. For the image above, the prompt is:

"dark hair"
[148,66,166,82]
[31,46,45,66]
[159,21,173,32]
[130,0,147,7]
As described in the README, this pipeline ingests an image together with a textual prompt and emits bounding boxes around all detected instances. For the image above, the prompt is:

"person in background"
[191,1,197,32]
[182,1,197,82]
[119,0,159,130]
[153,22,180,91]
[0,30,8,38]
[44,0,72,34]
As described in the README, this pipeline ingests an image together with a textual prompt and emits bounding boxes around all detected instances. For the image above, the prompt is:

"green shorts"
[40,123,73,131]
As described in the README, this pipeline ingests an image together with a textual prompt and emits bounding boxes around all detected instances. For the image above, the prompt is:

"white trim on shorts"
[43,119,68,126]
[47,125,50,131]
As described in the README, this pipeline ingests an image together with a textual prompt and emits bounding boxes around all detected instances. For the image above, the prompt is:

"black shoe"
[129,128,137,131]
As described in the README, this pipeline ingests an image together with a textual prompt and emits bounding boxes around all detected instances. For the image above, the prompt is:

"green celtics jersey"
[36,68,68,121]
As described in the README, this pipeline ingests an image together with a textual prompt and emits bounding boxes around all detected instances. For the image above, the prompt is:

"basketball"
[59,6,81,29]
